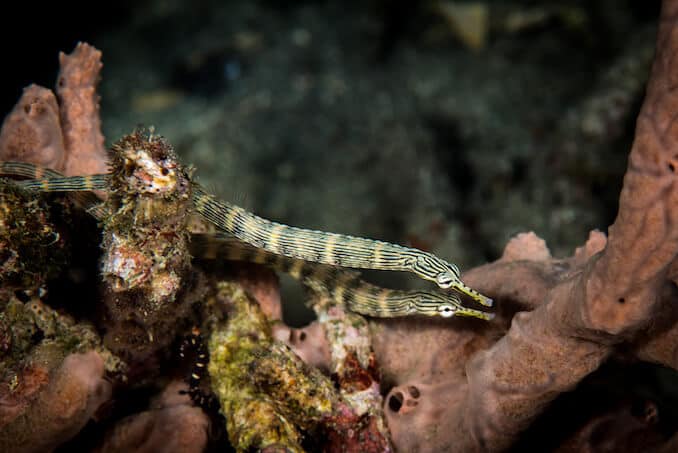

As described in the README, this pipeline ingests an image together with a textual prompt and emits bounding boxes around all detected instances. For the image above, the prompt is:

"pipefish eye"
[436,272,454,288]
[438,304,457,318]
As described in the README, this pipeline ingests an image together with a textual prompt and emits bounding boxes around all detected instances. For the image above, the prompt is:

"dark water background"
[2,1,660,280]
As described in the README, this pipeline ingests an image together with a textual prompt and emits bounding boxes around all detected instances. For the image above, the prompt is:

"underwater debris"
[433,2,489,51]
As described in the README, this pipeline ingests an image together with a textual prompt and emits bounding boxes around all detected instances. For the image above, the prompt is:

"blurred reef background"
[1,0,661,273]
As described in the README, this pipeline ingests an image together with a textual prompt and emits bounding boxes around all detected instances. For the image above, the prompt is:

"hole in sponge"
[388,391,404,412]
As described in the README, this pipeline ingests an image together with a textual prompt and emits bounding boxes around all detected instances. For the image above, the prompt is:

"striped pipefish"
[191,233,492,320]
[0,132,493,319]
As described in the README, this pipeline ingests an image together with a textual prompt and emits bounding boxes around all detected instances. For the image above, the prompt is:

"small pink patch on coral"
[501,231,552,261]
[233,262,282,320]
[573,230,608,266]
[272,322,331,371]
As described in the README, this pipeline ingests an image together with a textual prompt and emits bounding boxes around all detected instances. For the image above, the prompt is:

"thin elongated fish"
[0,152,493,316]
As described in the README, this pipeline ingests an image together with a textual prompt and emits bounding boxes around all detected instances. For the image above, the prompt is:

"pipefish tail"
[191,234,493,320]
[0,161,108,218]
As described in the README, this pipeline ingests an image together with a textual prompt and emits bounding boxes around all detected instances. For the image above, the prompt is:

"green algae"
[207,281,348,452]
[207,282,303,452]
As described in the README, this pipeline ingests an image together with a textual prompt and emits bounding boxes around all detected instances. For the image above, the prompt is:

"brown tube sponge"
[382,1,678,450]
[0,85,66,170]
[0,42,108,178]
